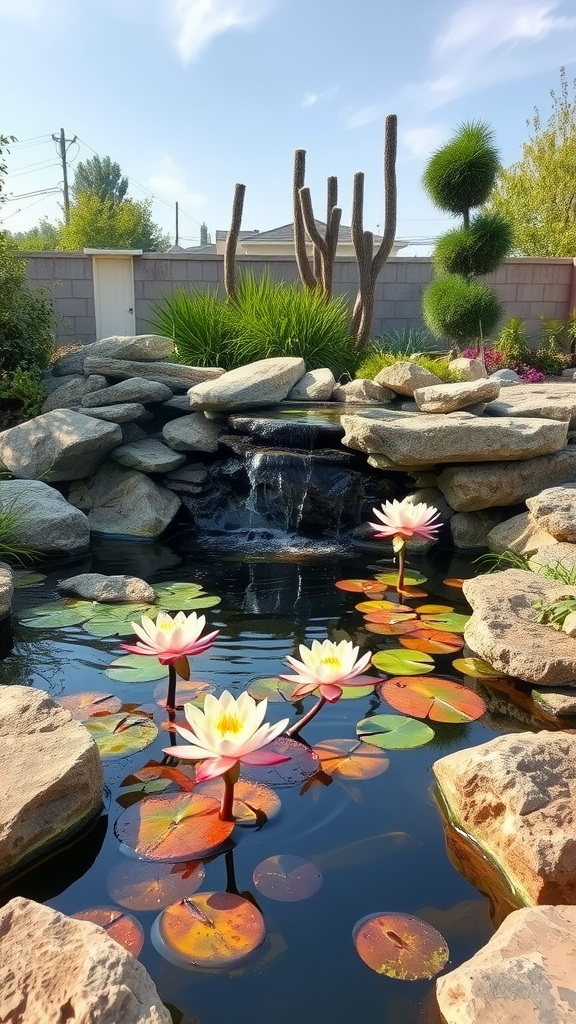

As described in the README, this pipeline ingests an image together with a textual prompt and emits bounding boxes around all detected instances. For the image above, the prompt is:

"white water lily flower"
[120,610,219,665]
[281,638,373,703]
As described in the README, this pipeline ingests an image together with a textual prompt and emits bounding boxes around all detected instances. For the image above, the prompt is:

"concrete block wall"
[22,252,576,349]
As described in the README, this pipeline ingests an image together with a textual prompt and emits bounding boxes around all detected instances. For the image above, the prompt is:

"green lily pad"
[375,571,428,586]
[152,583,221,612]
[106,654,168,683]
[420,612,470,633]
[12,571,47,588]
[451,657,502,678]
[356,714,434,750]
[83,617,141,638]
[20,599,97,629]
[371,649,435,676]
[247,676,301,703]
[340,684,375,700]
[85,713,158,758]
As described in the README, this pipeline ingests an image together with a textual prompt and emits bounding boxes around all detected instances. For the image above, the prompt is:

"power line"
[4,187,60,201]
[0,192,58,221]
[52,128,77,224]
[9,160,61,178]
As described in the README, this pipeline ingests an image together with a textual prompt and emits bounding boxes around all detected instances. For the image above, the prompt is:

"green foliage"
[0,490,38,565]
[533,595,576,629]
[477,548,576,585]
[355,349,457,382]
[423,122,500,216]
[423,275,501,343]
[540,316,566,351]
[0,135,16,203]
[531,347,568,376]
[489,69,576,256]
[151,273,357,378]
[60,193,169,252]
[370,327,438,357]
[433,213,513,277]
[12,218,60,251]
[0,232,56,375]
[73,155,128,205]
[0,367,47,420]
[495,317,531,364]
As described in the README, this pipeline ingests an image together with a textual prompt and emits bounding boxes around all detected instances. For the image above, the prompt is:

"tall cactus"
[224,182,246,302]
[293,151,342,299]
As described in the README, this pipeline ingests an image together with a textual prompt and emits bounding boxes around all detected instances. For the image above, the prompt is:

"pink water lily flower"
[120,610,219,666]
[164,689,290,783]
[282,638,373,704]
[368,498,442,544]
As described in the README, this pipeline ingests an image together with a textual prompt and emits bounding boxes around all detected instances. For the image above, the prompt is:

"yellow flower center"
[216,712,244,736]
[320,655,341,669]
[158,620,176,633]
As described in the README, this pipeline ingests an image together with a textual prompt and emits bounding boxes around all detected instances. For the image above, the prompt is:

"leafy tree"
[488,68,576,256]
[73,154,128,205]
[12,217,61,251]
[59,192,169,251]
[0,231,55,375]
[0,134,16,203]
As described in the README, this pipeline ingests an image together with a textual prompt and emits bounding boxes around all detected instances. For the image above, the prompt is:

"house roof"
[215,221,386,244]
[214,229,262,243]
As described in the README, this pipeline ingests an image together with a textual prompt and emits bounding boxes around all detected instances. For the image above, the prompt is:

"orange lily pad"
[114,792,234,861]
[241,736,319,789]
[71,907,144,957]
[253,855,323,902]
[379,676,487,723]
[313,738,389,780]
[399,635,464,655]
[194,779,281,826]
[57,692,123,721]
[108,858,205,911]
[336,579,387,593]
[353,912,449,979]
[443,578,465,589]
[364,620,423,637]
[156,892,266,968]
[154,680,215,709]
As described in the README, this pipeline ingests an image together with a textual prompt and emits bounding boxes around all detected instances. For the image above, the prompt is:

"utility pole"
[175,201,179,246]
[52,127,77,223]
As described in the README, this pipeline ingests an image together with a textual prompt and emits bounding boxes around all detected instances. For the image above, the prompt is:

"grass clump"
[0,490,38,565]
[356,348,458,383]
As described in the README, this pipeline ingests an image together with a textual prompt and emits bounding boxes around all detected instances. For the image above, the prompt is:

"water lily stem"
[287,695,327,738]
[396,542,406,597]
[166,663,177,713]
[219,764,240,821]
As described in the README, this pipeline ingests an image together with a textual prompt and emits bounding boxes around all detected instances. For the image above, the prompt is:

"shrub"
[530,348,568,376]
[423,275,502,343]
[0,490,37,565]
[150,287,236,368]
[461,346,503,373]
[423,121,500,216]
[0,367,47,421]
[356,349,458,382]
[371,327,439,357]
[0,232,56,375]
[495,317,531,365]
[433,213,513,277]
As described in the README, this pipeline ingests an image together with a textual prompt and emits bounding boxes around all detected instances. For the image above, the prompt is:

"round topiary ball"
[433,213,513,277]
[422,275,502,343]
[423,122,500,215]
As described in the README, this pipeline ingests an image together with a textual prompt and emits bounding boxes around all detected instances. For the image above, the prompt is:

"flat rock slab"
[68,462,181,538]
[531,686,576,717]
[0,687,103,878]
[87,333,176,361]
[0,479,90,557]
[340,411,568,466]
[331,379,395,404]
[529,542,576,574]
[83,356,224,392]
[163,413,222,452]
[373,361,441,394]
[111,439,186,473]
[78,402,147,423]
[0,563,13,621]
[0,897,171,1023]
[0,409,122,482]
[57,573,155,603]
[433,730,576,904]
[41,374,108,413]
[487,511,558,557]
[526,484,576,542]
[414,378,500,413]
[187,356,306,412]
[81,377,173,407]
[436,905,576,1024]
[462,569,576,685]
[484,382,576,428]
[437,449,576,511]
[287,368,336,401]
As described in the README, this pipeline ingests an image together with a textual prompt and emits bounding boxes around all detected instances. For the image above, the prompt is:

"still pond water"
[0,536,550,1024]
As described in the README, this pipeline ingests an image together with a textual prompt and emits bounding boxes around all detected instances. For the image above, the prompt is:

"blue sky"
[2,0,576,253]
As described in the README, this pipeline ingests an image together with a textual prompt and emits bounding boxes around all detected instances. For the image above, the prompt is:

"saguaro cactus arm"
[224,182,246,302]
[293,149,317,290]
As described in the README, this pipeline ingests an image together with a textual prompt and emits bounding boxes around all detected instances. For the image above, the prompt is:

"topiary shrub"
[423,122,500,220]
[423,276,501,344]
[433,213,513,277]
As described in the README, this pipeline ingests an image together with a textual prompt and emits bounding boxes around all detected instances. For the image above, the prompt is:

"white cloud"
[403,125,447,158]
[301,87,338,109]
[171,0,276,63]
[148,156,207,213]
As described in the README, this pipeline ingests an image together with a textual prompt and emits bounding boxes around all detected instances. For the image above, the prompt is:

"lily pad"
[452,657,502,678]
[253,855,323,902]
[443,578,465,589]
[375,571,428,586]
[241,736,319,789]
[115,792,234,861]
[420,612,470,633]
[246,676,301,703]
[106,654,167,683]
[415,604,455,615]
[399,633,463,655]
[11,571,46,588]
[108,859,205,911]
[379,676,487,723]
[56,691,122,722]
[313,738,389,780]
[339,683,376,700]
[355,600,415,614]
[152,582,221,612]
[154,680,216,709]
[357,714,434,750]
[156,892,265,968]
[371,649,435,676]
[20,599,97,629]
[335,579,386,594]
[71,907,144,957]
[194,779,281,826]
[353,912,449,979]
[85,713,158,758]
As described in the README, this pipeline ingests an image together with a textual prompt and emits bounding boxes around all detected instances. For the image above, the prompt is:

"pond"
[0,536,556,1024]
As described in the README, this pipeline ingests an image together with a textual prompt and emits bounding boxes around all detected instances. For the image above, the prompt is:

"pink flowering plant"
[281,638,374,737]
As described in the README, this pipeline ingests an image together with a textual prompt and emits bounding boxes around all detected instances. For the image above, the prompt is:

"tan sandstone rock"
[448,356,487,380]
[437,449,576,511]
[462,569,576,686]
[373,361,441,394]
[287,368,336,400]
[433,730,576,904]
[414,378,500,414]
[526,484,576,542]
[483,381,576,428]
[83,356,223,391]
[331,379,395,404]
[0,687,103,878]
[0,897,171,1023]
[486,511,558,556]
[436,904,576,1024]
[340,411,568,466]
[187,356,306,412]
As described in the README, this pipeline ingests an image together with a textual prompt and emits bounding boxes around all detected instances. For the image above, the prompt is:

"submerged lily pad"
[71,907,144,957]
[115,792,234,861]
[357,714,434,750]
[253,855,323,902]
[353,911,449,979]
[452,657,502,678]
[108,858,205,911]
[56,691,122,722]
[156,892,265,968]
[154,680,215,709]
[371,649,435,676]
[313,738,389,780]
[85,713,158,758]
[379,676,487,723]
[246,676,301,703]
[241,736,319,789]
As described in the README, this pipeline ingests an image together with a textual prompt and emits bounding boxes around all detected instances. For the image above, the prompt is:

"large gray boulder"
[413,378,500,414]
[526,484,576,542]
[78,403,147,423]
[81,377,173,407]
[287,368,336,400]
[0,410,121,482]
[373,361,441,394]
[462,569,576,685]
[87,333,176,361]
[0,897,171,1023]
[450,509,509,549]
[163,413,222,452]
[83,356,224,391]
[0,562,13,621]
[436,904,576,1024]
[57,572,155,603]
[340,411,568,466]
[41,374,108,413]
[437,449,576,511]
[111,439,186,473]
[0,480,90,556]
[0,687,103,879]
[68,462,181,538]
[187,356,306,412]
[331,379,395,404]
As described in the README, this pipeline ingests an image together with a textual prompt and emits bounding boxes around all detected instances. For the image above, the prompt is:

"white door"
[93,256,136,339]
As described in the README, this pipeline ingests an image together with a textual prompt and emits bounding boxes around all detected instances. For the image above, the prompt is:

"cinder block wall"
[22,252,575,349]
